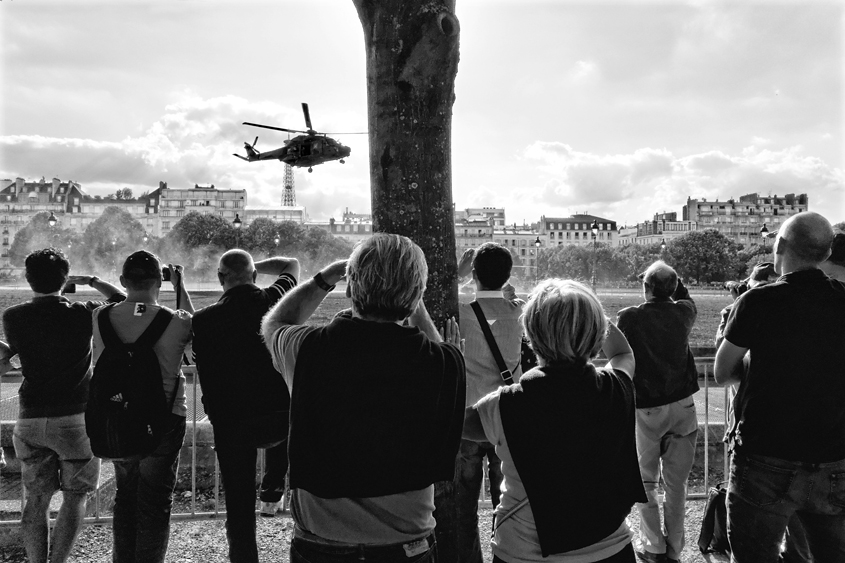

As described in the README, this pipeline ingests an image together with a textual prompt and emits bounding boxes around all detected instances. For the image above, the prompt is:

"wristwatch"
[88,276,100,287]
[313,272,336,292]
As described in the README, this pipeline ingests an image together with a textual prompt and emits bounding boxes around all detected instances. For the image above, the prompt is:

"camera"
[162,266,171,282]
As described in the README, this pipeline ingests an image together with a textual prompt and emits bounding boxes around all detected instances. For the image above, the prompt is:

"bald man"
[617,260,698,563]
[716,212,845,562]
[192,250,299,563]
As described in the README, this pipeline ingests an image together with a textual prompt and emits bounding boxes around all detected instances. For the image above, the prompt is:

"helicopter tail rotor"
[302,103,314,132]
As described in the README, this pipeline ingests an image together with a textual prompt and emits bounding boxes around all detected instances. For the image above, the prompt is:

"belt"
[293,527,435,559]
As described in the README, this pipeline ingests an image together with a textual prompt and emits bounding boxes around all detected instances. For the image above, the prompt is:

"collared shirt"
[459,290,525,406]
[724,268,845,462]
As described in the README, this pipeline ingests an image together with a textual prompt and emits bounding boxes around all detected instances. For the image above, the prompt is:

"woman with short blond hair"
[464,279,645,562]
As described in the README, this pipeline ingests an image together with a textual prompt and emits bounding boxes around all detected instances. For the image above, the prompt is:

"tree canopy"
[666,229,740,283]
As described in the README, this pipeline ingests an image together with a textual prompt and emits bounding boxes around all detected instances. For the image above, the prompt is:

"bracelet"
[88,276,100,287]
[313,272,336,292]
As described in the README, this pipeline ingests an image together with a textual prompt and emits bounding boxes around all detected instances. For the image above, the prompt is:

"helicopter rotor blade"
[232,154,249,161]
[320,131,369,135]
[302,103,313,131]
[243,122,308,134]
[253,136,259,147]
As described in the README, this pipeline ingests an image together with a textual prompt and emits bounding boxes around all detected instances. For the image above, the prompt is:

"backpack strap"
[97,303,125,350]
[493,497,530,532]
[134,308,174,349]
[470,300,515,385]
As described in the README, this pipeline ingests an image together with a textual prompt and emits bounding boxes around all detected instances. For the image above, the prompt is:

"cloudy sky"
[1,0,842,226]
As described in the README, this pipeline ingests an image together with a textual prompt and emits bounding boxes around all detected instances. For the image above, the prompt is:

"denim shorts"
[13,413,100,495]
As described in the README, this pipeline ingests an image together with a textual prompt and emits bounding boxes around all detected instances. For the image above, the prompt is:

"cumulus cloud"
[0,94,371,220]
[521,141,844,224]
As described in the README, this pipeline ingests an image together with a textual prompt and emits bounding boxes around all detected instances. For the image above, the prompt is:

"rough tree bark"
[352,0,461,325]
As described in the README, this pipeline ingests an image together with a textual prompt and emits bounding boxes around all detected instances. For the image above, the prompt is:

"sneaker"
[259,500,282,517]
[635,551,667,563]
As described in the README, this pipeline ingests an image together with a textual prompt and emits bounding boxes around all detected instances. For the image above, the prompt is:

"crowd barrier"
[0,358,729,528]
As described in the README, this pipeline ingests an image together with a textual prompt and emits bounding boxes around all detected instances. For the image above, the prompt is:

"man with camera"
[617,260,698,563]
[262,233,465,563]
[91,250,193,563]
[1,248,125,563]
[192,249,299,563]
[715,212,845,562]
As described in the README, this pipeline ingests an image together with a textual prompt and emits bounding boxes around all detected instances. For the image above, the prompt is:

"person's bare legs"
[21,492,51,563]
[50,491,88,563]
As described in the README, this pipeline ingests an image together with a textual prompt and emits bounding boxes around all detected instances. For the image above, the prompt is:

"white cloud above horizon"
[1,0,842,227]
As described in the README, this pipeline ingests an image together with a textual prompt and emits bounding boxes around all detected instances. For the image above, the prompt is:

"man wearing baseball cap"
[91,250,193,563]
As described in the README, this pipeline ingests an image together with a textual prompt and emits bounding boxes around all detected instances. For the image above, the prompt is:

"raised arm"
[261,260,346,346]
[67,275,125,300]
[408,298,442,342]
[602,322,635,379]
[169,264,194,314]
[254,257,300,282]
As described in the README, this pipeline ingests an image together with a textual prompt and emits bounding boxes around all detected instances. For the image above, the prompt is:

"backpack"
[86,304,174,460]
[698,481,730,555]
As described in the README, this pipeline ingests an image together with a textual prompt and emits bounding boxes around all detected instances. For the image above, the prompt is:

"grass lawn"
[0,281,732,349]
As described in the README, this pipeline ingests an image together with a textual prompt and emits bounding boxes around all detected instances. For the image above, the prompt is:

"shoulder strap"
[134,308,173,349]
[97,303,124,350]
[493,497,530,531]
[470,301,513,385]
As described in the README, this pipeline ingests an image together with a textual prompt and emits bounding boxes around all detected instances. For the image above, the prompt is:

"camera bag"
[698,481,730,555]
[86,304,174,460]
[469,301,520,385]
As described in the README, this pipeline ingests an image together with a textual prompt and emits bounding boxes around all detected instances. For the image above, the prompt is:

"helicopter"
[233,103,366,172]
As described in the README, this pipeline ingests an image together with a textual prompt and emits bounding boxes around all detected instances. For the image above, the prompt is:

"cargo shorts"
[13,413,100,495]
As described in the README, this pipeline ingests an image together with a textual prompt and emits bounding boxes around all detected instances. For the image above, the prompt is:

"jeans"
[112,415,186,563]
[213,414,289,563]
[434,439,502,563]
[492,543,635,563]
[727,450,845,563]
[635,396,698,560]
[290,534,436,563]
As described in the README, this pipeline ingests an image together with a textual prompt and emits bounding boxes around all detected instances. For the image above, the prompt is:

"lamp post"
[143,232,149,245]
[759,223,769,263]
[111,239,116,280]
[47,211,58,228]
[661,238,666,254]
[534,236,541,286]
[590,220,599,291]
[233,214,242,248]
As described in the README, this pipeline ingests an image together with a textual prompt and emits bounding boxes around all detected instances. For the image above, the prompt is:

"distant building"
[539,214,618,247]
[455,217,494,256]
[633,212,697,246]
[493,225,543,280]
[309,215,373,244]
[153,183,247,237]
[617,225,638,247]
[464,207,506,228]
[245,206,307,225]
[683,193,808,246]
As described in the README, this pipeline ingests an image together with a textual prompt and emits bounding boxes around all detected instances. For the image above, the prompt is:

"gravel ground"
[0,500,730,563]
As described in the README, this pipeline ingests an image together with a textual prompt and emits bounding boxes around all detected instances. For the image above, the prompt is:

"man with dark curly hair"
[2,248,124,563]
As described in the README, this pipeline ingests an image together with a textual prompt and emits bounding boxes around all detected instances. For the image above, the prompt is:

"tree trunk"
[352,0,461,325]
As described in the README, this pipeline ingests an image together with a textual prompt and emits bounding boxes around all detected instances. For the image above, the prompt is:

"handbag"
[698,481,730,554]
[469,301,520,385]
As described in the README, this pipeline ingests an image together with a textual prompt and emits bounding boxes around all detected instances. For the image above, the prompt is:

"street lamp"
[661,238,666,253]
[143,232,149,244]
[590,220,599,291]
[233,214,242,248]
[534,236,541,285]
[111,240,116,279]
[47,212,57,228]
[759,223,769,263]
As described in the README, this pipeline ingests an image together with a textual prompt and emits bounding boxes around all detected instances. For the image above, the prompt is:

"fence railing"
[0,359,729,528]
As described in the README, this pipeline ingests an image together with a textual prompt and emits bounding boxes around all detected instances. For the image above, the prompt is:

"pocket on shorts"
[734,455,796,508]
[829,472,845,509]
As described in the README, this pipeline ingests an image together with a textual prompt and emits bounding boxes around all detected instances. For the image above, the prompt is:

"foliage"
[167,212,237,249]
[109,188,134,200]
[77,207,148,274]
[666,229,740,284]
[8,212,79,266]
[834,221,845,232]
[538,243,627,284]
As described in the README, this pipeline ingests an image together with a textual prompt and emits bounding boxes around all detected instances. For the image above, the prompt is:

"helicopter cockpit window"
[301,142,311,157]
[312,141,322,153]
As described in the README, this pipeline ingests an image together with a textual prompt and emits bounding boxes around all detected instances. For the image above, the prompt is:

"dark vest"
[499,363,646,556]
[288,317,466,498]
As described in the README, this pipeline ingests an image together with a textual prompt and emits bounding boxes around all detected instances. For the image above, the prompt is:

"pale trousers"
[635,395,698,560]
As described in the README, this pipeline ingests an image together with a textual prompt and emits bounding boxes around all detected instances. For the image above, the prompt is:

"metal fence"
[0,359,729,528]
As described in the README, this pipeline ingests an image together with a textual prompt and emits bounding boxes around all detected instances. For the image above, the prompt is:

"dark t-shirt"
[617,281,699,408]
[724,268,845,462]
[3,294,125,418]
[192,274,296,427]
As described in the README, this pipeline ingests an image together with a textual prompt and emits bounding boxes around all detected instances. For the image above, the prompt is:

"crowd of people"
[0,210,841,563]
